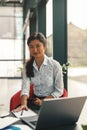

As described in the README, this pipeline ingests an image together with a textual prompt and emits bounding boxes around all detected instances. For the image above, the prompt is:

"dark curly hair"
[26,32,47,78]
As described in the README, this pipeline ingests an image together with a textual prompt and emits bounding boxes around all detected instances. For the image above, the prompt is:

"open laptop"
[21,96,87,130]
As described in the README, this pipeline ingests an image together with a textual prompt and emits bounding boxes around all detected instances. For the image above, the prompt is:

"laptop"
[21,96,87,130]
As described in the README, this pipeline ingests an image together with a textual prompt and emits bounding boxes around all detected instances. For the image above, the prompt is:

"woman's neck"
[35,56,44,69]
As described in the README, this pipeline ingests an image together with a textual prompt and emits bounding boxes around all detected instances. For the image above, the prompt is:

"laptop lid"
[21,96,87,130]
[35,96,87,130]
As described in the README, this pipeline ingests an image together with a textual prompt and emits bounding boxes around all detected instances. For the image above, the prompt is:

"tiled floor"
[0,67,87,112]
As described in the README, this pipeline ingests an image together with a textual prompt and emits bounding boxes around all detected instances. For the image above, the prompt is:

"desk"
[9,100,87,130]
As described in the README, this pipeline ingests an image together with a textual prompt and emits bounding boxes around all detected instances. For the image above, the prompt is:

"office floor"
[0,67,87,112]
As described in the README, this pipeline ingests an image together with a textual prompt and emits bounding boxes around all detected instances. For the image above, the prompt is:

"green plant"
[62,62,70,75]
[82,125,87,130]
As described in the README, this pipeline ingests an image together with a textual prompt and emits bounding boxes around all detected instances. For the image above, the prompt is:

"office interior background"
[0,0,87,111]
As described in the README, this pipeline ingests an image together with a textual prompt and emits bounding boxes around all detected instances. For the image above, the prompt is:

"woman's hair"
[26,32,47,78]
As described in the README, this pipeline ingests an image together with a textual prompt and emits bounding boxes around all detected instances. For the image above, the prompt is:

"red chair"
[10,84,34,111]
[61,88,67,97]
[10,85,67,111]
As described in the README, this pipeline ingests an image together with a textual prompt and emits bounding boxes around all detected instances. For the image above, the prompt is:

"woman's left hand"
[33,98,42,106]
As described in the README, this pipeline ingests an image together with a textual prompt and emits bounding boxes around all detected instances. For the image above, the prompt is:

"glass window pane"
[0,61,23,77]
[14,40,23,59]
[15,17,23,39]
[0,7,14,16]
[0,6,23,77]
[15,7,23,17]
[0,16,23,39]
[67,0,87,66]
[0,7,23,17]
[0,39,23,59]
[0,17,15,39]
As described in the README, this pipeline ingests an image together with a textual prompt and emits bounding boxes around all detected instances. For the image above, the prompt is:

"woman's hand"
[13,104,29,112]
[33,98,42,106]
[33,95,53,106]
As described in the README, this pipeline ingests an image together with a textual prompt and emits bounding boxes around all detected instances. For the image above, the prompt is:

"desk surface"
[9,100,87,130]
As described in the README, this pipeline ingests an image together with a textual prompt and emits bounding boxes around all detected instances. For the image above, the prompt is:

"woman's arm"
[13,95,29,112]
[21,95,28,106]
[51,61,64,98]
[13,68,30,112]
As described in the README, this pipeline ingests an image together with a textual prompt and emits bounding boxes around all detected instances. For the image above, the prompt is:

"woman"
[14,32,64,112]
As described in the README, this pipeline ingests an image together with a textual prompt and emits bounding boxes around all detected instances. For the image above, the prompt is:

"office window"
[0,6,23,78]
[67,0,87,66]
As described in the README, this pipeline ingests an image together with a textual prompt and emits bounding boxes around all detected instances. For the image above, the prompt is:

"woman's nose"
[33,47,37,52]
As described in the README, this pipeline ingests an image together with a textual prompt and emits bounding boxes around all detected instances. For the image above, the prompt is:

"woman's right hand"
[13,104,29,112]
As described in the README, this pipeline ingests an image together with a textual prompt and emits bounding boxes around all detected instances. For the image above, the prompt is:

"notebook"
[21,96,87,130]
[12,109,37,118]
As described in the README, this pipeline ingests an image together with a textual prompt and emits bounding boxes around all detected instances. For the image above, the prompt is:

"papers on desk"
[0,117,20,129]
[12,109,37,118]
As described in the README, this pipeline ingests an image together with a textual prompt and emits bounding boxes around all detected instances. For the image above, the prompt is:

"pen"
[20,110,23,116]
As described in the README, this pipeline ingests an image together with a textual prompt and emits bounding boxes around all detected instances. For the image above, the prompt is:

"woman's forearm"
[21,95,28,106]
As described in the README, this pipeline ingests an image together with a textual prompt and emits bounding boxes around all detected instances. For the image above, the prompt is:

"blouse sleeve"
[51,61,64,98]
[21,68,30,97]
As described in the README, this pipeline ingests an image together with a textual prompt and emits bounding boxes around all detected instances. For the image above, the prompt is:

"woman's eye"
[29,44,41,49]
[36,44,41,48]
[29,46,33,49]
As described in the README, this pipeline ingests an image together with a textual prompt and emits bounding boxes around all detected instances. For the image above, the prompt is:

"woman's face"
[29,39,46,59]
